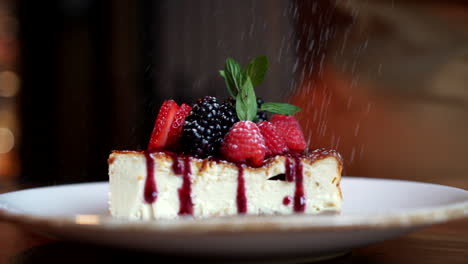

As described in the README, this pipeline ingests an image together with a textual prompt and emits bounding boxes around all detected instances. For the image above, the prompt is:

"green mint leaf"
[260,102,301,115]
[245,56,268,87]
[236,76,257,121]
[219,69,234,97]
[222,58,243,97]
[235,96,246,120]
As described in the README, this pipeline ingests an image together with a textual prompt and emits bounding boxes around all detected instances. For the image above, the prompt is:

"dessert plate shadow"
[0,177,467,258]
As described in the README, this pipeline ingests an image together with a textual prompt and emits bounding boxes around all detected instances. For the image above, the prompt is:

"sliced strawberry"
[148,100,179,150]
[220,121,266,167]
[257,121,288,157]
[271,115,307,152]
[166,103,192,149]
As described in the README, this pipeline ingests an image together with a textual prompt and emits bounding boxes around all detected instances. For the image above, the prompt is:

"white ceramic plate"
[0,177,467,259]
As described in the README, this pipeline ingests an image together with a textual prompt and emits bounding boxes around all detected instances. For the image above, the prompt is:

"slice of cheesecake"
[108,149,343,220]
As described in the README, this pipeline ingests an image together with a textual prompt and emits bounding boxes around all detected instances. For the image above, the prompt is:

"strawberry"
[257,121,288,157]
[166,103,192,149]
[271,115,306,152]
[148,100,179,150]
[220,121,266,167]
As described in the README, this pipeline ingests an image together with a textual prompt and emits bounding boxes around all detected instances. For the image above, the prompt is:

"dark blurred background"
[0,0,466,188]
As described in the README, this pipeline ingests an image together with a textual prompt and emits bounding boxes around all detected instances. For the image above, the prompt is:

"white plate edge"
[0,178,467,234]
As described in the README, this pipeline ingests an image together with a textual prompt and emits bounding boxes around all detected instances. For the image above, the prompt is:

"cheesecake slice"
[109,57,344,220]
[108,149,342,220]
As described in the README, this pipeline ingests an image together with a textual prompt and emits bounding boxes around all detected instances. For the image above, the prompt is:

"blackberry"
[220,98,239,130]
[181,96,237,157]
[256,111,268,122]
[256,98,268,122]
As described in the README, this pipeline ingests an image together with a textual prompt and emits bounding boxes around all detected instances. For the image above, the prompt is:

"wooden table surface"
[0,184,467,264]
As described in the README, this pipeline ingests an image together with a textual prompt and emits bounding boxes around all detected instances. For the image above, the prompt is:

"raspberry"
[257,121,288,157]
[181,96,237,157]
[166,103,192,149]
[220,121,266,166]
[148,100,179,150]
[271,115,307,152]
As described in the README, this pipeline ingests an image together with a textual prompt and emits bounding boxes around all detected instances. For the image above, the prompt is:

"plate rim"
[0,177,467,235]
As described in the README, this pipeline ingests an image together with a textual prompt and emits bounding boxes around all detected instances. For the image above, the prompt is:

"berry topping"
[271,115,307,152]
[166,103,193,149]
[146,57,305,162]
[148,100,179,150]
[181,96,236,157]
[220,98,239,127]
[220,121,266,166]
[257,121,288,157]
[256,111,268,122]
[256,98,267,122]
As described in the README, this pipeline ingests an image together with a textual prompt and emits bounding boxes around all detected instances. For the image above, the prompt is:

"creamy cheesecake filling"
[109,149,342,219]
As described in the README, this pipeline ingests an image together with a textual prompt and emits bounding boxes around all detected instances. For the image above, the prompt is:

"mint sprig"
[219,56,301,121]
[219,58,244,97]
[260,102,301,116]
[236,77,257,121]
[245,56,268,87]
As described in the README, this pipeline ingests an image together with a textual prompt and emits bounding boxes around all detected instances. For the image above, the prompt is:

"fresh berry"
[256,111,267,122]
[166,103,192,149]
[257,121,288,156]
[181,96,237,157]
[148,100,179,150]
[256,98,267,122]
[220,121,266,166]
[271,114,307,152]
[220,98,239,128]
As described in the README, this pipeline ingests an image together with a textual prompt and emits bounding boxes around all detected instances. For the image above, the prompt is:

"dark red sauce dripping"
[285,157,295,182]
[293,156,305,212]
[167,152,183,175]
[143,151,158,203]
[236,164,247,214]
[178,156,194,215]
[138,149,339,213]
[284,156,305,212]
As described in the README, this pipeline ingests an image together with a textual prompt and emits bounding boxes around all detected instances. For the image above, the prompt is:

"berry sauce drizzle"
[167,152,183,175]
[284,156,305,212]
[143,151,158,203]
[285,158,295,182]
[178,156,194,215]
[293,156,305,212]
[137,149,340,213]
[236,164,247,214]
